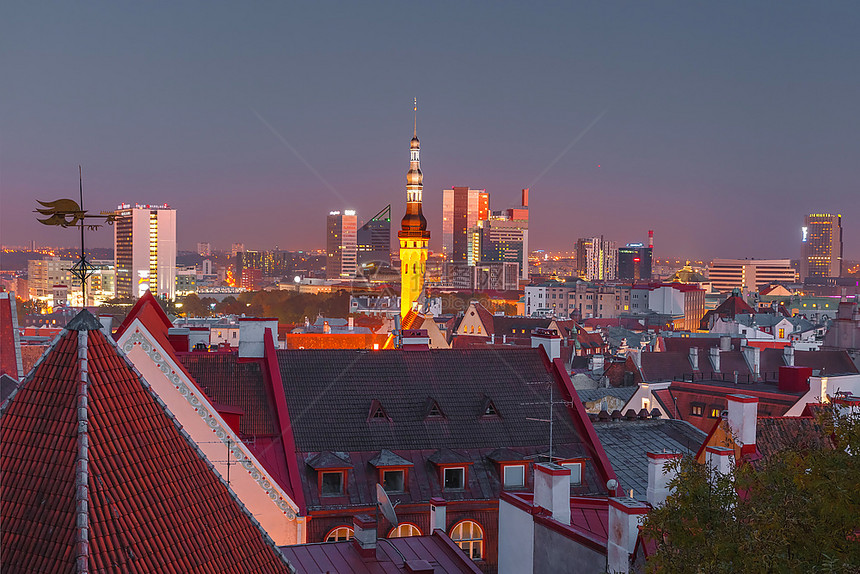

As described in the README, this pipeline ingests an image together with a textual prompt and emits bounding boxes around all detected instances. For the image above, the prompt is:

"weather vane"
[34,166,121,306]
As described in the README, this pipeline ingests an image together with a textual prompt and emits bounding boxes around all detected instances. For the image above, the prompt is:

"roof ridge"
[74,330,90,573]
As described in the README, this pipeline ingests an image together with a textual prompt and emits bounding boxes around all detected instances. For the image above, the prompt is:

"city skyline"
[2,3,859,260]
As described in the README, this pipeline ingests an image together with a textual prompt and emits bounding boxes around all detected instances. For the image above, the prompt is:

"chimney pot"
[607,497,649,573]
[238,318,278,358]
[429,497,447,532]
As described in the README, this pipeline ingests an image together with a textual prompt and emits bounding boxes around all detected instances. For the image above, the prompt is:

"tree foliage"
[178,289,351,324]
[642,405,860,573]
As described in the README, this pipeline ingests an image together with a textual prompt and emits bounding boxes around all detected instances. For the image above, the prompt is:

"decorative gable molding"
[120,324,301,526]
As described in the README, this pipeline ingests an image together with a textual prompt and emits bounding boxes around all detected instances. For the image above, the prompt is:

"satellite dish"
[376,483,399,527]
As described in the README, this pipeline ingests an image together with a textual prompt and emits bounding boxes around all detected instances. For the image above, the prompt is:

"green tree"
[642,405,860,573]
[181,293,209,317]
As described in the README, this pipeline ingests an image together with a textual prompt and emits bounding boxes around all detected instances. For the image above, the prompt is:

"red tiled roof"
[700,294,755,329]
[0,310,292,573]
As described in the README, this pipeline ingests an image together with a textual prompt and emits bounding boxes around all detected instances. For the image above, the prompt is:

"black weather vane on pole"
[34,166,120,306]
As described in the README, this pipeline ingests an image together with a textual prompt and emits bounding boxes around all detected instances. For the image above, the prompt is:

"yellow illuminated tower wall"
[399,106,430,318]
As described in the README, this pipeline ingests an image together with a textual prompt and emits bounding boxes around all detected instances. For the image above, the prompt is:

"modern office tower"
[575,236,618,281]
[618,235,653,282]
[399,109,430,318]
[442,186,489,264]
[197,242,211,257]
[800,213,843,280]
[326,210,358,279]
[113,203,177,300]
[357,204,392,268]
[707,259,796,293]
[474,188,529,280]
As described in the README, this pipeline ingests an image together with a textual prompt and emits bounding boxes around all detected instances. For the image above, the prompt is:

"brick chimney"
[688,347,699,371]
[429,497,447,532]
[352,514,377,558]
[646,452,682,507]
[726,394,758,456]
[607,497,649,574]
[238,318,279,358]
[534,463,570,524]
[742,346,761,379]
[531,328,561,362]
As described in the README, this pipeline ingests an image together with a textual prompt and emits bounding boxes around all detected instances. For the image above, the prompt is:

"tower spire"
[399,100,430,319]
[413,98,417,138]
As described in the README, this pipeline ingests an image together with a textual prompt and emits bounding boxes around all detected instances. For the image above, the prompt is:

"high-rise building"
[326,210,357,279]
[707,259,796,293]
[575,236,618,281]
[357,204,392,269]
[27,258,74,299]
[800,213,843,280]
[113,204,177,300]
[399,106,430,318]
[442,186,489,264]
[231,243,245,258]
[474,189,530,280]
[197,242,211,257]
[618,233,653,282]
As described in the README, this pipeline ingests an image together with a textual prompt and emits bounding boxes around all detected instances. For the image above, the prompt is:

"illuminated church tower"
[399,101,430,318]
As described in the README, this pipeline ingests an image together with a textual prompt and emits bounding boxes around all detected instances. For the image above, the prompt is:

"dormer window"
[368,399,391,422]
[383,470,405,492]
[321,471,344,495]
[369,449,413,494]
[559,460,584,486]
[480,396,499,418]
[502,464,526,488]
[443,467,465,490]
[429,403,443,417]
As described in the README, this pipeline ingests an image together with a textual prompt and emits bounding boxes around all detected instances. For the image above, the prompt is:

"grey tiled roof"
[593,419,706,501]
[576,387,636,404]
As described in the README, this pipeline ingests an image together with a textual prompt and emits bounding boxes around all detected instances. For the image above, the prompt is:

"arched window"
[450,520,483,560]
[325,526,354,542]
[388,523,422,538]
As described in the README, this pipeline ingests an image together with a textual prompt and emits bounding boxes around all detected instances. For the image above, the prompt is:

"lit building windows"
[389,523,422,538]
[450,520,484,560]
[325,526,353,542]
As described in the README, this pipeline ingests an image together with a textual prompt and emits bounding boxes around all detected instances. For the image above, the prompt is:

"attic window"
[484,403,497,416]
[443,467,465,490]
[691,404,704,417]
[368,399,390,422]
[426,399,445,419]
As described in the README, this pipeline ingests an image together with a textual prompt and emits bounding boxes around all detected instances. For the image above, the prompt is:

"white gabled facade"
[117,319,305,545]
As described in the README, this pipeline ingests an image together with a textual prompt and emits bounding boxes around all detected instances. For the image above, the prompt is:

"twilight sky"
[1,2,858,260]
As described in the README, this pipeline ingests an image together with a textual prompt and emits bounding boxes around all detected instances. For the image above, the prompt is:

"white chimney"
[534,463,570,524]
[688,347,699,371]
[783,344,795,367]
[502,334,507,344]
[98,315,113,334]
[238,318,279,358]
[348,316,354,331]
[709,347,721,373]
[742,346,761,379]
[429,497,447,532]
[607,497,649,574]
[726,394,758,452]
[630,349,642,369]
[531,328,561,362]
[705,446,734,478]
[352,514,377,557]
[720,335,731,351]
[646,452,682,507]
[491,333,495,344]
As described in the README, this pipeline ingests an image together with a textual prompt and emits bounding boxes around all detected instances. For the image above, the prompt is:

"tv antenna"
[523,380,575,462]
[34,167,121,306]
